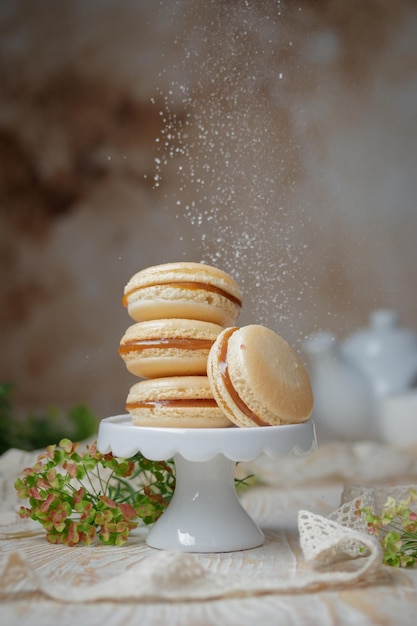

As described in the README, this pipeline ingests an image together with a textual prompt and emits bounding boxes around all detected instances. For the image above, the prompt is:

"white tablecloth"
[1,442,417,626]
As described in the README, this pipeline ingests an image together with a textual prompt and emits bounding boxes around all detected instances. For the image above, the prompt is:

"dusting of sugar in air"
[152,0,316,345]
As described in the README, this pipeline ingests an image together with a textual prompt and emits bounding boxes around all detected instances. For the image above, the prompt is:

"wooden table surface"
[2,446,417,626]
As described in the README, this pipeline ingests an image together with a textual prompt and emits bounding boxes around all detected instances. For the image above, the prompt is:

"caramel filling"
[119,337,214,355]
[122,281,242,308]
[126,399,218,410]
[219,327,268,427]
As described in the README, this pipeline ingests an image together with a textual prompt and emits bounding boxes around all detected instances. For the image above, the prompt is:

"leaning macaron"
[126,376,233,428]
[207,325,314,427]
[122,262,242,327]
[118,318,223,378]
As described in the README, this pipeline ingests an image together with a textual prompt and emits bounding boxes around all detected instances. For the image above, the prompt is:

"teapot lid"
[343,308,417,357]
[369,309,399,329]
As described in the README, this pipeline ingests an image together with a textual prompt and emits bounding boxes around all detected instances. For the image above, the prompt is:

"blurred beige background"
[1,0,416,420]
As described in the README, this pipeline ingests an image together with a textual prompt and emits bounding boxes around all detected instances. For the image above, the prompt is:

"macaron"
[122,262,242,327]
[126,376,233,428]
[207,325,314,427]
[118,318,224,378]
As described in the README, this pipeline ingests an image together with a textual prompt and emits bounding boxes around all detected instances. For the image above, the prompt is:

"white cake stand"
[97,414,316,553]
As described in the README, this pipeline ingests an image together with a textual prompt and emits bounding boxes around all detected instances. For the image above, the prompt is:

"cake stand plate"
[97,415,316,553]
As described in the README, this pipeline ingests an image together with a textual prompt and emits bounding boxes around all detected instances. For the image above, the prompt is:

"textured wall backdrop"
[1,0,416,420]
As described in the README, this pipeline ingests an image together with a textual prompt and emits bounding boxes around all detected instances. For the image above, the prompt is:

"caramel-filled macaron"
[207,325,314,427]
[119,318,223,378]
[126,376,233,428]
[122,262,242,327]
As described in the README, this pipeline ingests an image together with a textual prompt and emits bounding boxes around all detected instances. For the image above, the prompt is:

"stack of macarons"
[119,261,314,429]
[119,261,243,428]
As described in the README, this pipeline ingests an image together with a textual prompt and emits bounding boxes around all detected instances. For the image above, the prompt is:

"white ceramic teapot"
[303,331,375,442]
[341,309,417,395]
[303,310,417,443]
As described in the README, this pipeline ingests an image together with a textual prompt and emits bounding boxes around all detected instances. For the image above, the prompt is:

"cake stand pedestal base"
[146,453,263,552]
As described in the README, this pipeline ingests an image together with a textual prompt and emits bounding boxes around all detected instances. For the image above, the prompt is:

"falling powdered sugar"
[152,0,316,343]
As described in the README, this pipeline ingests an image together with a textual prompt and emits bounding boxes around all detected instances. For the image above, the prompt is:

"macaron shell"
[208,325,314,427]
[124,262,242,301]
[119,319,223,378]
[129,414,232,428]
[126,288,238,327]
[126,376,233,428]
[123,262,242,326]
